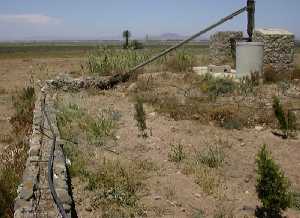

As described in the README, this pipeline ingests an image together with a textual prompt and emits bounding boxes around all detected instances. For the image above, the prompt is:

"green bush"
[255,145,291,218]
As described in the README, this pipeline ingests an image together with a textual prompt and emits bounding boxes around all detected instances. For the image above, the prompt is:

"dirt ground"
[0,57,83,152]
[0,51,300,217]
[57,85,300,218]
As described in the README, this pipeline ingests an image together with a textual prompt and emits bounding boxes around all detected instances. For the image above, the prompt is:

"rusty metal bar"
[129,6,247,73]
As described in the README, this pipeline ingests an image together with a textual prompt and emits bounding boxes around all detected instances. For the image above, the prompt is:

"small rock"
[153,195,162,200]
[255,126,264,131]
[85,206,93,212]
[149,112,156,117]
[20,180,35,200]
[181,208,186,212]
[66,158,71,166]
[127,83,137,92]
[194,193,201,198]
[115,135,121,140]
[240,143,246,147]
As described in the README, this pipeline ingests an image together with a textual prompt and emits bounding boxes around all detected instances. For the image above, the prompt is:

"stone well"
[254,28,295,74]
[209,31,243,65]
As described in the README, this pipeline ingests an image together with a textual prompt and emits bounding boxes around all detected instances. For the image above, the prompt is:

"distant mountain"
[146,32,208,41]
[147,33,184,41]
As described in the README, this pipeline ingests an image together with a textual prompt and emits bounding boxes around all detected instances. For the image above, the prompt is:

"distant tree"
[122,30,131,49]
[130,40,143,50]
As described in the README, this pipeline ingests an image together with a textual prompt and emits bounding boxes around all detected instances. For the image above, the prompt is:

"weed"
[164,182,176,200]
[164,50,195,72]
[0,86,34,217]
[86,158,147,217]
[213,204,234,218]
[10,86,35,135]
[168,143,185,163]
[63,141,88,177]
[85,110,116,146]
[263,65,280,83]
[195,146,225,168]
[291,191,300,211]
[192,209,205,218]
[194,166,220,195]
[134,98,147,138]
[86,47,150,75]
[255,145,291,218]
[57,103,116,146]
[239,72,260,96]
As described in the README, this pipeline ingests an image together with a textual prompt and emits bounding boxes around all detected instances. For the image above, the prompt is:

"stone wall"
[209,31,243,65]
[14,86,72,218]
[254,28,295,74]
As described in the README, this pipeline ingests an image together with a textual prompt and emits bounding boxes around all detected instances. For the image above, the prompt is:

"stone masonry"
[14,86,72,218]
[253,28,295,74]
[209,31,243,65]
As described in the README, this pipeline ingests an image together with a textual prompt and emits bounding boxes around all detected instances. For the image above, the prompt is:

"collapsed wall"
[253,28,295,74]
[209,31,243,65]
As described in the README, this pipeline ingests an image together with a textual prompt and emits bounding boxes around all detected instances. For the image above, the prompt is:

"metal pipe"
[247,0,255,41]
[130,6,247,72]
[42,96,68,218]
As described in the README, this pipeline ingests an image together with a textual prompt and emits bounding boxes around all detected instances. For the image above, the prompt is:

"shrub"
[134,98,147,138]
[272,97,289,138]
[168,143,185,163]
[255,145,291,218]
[130,40,143,50]
[164,50,195,73]
[200,74,236,100]
[195,146,225,168]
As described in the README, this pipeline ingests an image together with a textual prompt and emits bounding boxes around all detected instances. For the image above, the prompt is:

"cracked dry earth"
[58,86,300,218]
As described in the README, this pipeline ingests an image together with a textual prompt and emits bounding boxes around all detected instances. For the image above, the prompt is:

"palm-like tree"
[122,30,131,49]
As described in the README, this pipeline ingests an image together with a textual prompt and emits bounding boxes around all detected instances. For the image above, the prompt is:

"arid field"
[0,42,300,218]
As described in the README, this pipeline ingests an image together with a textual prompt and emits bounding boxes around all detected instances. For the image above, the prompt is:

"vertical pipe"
[247,0,255,41]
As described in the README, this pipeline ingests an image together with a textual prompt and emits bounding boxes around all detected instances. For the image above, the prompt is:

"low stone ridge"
[254,28,295,74]
[14,86,72,218]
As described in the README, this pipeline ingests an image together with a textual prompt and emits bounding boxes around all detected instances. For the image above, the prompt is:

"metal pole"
[130,6,247,73]
[247,0,255,41]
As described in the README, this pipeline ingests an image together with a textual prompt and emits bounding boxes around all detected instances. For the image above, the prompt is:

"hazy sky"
[0,0,299,40]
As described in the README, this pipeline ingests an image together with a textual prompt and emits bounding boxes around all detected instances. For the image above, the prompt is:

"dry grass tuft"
[0,86,35,218]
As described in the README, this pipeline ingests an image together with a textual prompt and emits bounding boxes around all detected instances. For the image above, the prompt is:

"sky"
[0,0,299,41]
